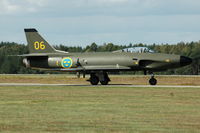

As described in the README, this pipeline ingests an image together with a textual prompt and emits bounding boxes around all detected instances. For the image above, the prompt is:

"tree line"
[0,41,199,75]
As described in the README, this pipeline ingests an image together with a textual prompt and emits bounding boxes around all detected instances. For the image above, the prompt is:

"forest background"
[0,41,199,75]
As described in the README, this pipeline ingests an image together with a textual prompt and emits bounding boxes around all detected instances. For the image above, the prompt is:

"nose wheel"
[148,73,157,85]
[149,77,157,85]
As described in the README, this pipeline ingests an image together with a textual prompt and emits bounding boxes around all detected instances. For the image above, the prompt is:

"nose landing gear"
[149,76,157,85]
[148,73,157,85]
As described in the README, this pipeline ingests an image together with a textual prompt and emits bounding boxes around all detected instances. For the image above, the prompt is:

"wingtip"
[24,28,38,32]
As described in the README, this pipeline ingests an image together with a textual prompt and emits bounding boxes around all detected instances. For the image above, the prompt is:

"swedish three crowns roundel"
[61,57,73,68]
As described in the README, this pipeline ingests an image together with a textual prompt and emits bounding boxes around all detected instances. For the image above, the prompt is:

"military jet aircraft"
[22,28,192,85]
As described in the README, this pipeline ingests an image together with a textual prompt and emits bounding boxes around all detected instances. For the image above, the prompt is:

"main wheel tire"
[100,80,109,85]
[149,78,157,85]
[90,75,99,85]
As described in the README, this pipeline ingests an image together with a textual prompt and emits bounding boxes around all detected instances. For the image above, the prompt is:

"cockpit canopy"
[114,47,155,53]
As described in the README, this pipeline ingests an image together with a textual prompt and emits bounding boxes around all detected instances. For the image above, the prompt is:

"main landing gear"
[89,72,110,85]
[87,71,157,85]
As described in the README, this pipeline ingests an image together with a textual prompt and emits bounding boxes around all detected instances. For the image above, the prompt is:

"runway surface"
[0,83,200,88]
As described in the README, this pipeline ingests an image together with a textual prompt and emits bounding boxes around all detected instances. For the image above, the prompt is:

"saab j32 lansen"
[21,28,192,85]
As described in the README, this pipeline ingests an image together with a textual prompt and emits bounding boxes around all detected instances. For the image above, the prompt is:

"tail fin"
[24,28,57,53]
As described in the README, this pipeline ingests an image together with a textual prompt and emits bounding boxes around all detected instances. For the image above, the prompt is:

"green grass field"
[0,85,200,133]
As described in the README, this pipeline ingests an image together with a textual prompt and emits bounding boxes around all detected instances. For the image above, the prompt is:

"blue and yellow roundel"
[61,57,73,68]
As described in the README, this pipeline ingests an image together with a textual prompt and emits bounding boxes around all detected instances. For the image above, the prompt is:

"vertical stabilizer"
[24,28,57,54]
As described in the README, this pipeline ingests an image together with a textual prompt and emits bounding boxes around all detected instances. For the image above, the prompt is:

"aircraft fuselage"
[24,52,192,72]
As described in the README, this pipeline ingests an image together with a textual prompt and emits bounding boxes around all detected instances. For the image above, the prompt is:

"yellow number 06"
[34,41,46,50]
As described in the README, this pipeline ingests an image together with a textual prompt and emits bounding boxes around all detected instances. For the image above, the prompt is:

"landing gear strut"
[89,72,110,85]
[149,73,157,85]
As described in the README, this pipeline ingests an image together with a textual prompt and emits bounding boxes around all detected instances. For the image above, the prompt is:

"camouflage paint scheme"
[21,29,192,85]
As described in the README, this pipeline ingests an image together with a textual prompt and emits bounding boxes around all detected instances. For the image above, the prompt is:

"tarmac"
[0,83,200,88]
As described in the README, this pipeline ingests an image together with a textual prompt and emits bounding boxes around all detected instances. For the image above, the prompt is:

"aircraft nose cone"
[180,56,192,66]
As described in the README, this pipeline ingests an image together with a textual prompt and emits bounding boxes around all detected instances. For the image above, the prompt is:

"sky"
[0,0,200,47]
